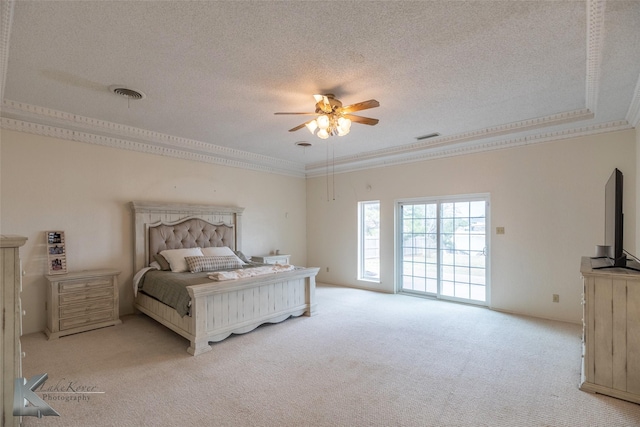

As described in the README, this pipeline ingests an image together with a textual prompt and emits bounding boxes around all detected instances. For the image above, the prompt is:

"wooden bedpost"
[187,286,213,355]
[305,272,318,316]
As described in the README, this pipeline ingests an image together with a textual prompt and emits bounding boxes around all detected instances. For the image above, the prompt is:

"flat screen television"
[603,168,626,267]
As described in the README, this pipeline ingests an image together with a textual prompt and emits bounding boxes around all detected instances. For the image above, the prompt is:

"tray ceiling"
[1,1,639,177]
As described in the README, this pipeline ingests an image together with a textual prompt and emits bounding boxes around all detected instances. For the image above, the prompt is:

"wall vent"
[415,132,440,141]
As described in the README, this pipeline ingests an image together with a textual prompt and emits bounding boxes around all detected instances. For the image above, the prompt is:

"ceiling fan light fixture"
[305,120,318,134]
[338,116,351,130]
[317,129,330,139]
[316,115,330,130]
[316,114,330,130]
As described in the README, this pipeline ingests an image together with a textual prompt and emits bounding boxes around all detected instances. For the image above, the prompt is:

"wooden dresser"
[45,269,121,339]
[1,235,27,427]
[580,256,640,403]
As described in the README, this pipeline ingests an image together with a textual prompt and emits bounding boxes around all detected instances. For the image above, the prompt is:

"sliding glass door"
[398,195,489,305]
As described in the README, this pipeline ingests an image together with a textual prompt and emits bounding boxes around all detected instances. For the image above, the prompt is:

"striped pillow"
[185,256,243,273]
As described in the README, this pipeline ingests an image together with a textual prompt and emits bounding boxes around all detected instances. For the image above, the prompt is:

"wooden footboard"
[135,267,319,355]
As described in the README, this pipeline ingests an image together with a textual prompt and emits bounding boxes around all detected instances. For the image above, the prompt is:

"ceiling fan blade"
[274,112,318,115]
[339,99,380,114]
[343,114,379,126]
[288,121,312,132]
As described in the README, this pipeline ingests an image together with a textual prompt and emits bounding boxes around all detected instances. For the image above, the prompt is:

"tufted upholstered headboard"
[130,201,244,272]
[148,218,235,264]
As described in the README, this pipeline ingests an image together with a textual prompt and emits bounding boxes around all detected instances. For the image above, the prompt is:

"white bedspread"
[208,264,295,281]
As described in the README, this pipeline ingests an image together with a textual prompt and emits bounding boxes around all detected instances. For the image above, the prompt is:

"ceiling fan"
[274,94,379,139]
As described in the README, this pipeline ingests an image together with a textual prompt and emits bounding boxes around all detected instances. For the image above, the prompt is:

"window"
[358,201,380,281]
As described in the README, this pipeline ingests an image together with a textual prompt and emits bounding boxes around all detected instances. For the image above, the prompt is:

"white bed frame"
[131,201,319,355]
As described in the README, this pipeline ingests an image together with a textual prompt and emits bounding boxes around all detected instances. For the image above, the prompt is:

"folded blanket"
[208,264,295,281]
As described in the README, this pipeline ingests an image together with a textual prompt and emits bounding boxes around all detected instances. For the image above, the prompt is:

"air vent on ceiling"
[109,85,146,100]
[416,132,440,141]
[295,141,312,148]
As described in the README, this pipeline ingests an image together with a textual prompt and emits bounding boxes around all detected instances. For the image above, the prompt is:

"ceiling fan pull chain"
[326,140,330,202]
[332,140,336,201]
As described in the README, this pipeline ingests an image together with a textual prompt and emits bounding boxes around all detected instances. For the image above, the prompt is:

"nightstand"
[45,269,121,339]
[251,254,291,265]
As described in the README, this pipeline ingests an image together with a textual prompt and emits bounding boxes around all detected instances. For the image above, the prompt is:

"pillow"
[153,254,171,271]
[159,247,204,272]
[201,246,245,264]
[234,250,251,263]
[185,255,244,273]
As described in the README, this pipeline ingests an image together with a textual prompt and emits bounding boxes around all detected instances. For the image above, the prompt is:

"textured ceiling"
[1,1,639,176]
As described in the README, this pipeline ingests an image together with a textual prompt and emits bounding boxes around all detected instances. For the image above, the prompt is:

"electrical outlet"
[496,227,505,235]
[553,294,559,303]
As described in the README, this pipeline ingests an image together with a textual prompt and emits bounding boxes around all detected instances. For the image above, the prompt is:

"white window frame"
[358,200,380,283]
[394,193,491,306]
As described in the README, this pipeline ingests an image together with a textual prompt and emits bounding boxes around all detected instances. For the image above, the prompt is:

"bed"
[130,201,319,355]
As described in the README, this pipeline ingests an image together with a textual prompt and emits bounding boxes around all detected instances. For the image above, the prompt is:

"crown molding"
[1,99,306,176]
[304,120,632,178]
[626,73,640,128]
[305,108,594,172]
[1,117,306,178]
[1,102,629,180]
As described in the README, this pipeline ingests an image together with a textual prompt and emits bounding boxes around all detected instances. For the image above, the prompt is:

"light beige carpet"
[20,285,640,426]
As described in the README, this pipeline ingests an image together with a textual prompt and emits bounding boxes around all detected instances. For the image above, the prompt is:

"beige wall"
[0,129,307,334]
[307,129,637,324]
[1,127,636,333]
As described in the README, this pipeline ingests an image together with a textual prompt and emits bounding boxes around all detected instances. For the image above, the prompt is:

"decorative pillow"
[153,254,171,271]
[201,246,245,264]
[234,250,251,263]
[159,247,204,273]
[185,256,244,273]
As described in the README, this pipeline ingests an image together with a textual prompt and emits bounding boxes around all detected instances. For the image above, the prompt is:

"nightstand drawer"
[59,299,114,319]
[59,287,113,305]
[59,279,112,293]
[60,309,114,331]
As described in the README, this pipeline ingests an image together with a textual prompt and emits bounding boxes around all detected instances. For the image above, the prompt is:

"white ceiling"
[1,1,639,177]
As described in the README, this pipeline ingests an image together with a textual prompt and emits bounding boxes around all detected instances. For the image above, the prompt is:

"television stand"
[591,256,640,272]
[580,257,640,403]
